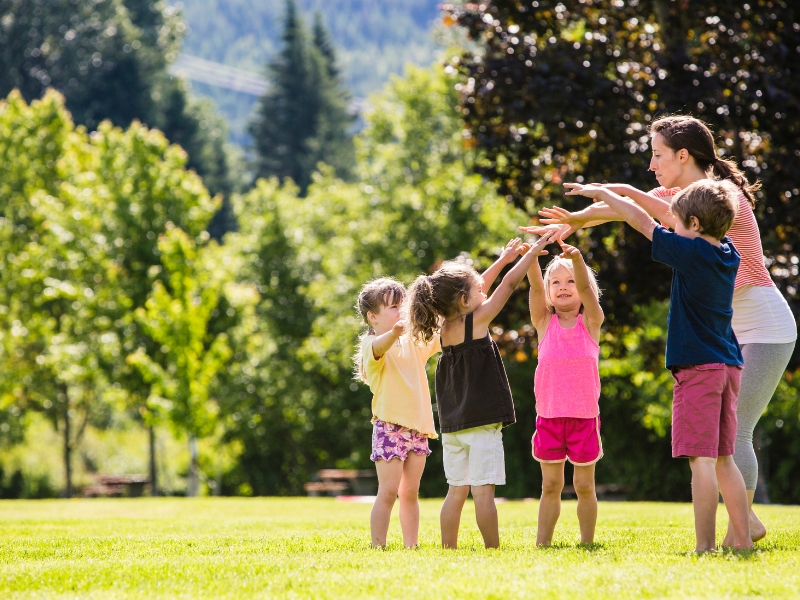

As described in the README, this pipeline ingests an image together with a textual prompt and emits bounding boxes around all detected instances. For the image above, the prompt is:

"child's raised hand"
[498,237,525,263]
[558,239,582,261]
[392,319,406,337]
[527,229,557,255]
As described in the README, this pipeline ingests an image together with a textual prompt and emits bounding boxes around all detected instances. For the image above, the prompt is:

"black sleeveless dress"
[435,312,516,434]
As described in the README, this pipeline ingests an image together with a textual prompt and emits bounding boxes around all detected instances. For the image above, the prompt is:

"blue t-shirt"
[651,226,743,368]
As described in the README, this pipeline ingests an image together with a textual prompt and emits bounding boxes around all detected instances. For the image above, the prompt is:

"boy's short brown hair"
[670,179,739,240]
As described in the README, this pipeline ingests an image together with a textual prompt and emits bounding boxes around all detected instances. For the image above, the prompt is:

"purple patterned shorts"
[370,419,432,462]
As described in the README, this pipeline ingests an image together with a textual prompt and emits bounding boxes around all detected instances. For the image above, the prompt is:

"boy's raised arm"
[565,185,657,241]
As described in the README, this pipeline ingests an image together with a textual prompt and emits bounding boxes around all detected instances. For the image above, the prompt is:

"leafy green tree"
[127,227,232,496]
[0,89,219,496]
[249,0,354,193]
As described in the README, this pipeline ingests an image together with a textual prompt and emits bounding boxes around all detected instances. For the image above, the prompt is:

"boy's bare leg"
[573,464,597,544]
[689,456,720,552]
[471,484,499,549]
[537,462,565,546]
[397,453,427,547]
[371,458,404,547]
[723,489,765,547]
[716,456,753,550]
[441,485,470,548]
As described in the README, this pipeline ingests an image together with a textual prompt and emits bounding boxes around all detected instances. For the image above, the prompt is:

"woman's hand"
[519,222,576,241]
[537,206,584,228]
[563,182,609,201]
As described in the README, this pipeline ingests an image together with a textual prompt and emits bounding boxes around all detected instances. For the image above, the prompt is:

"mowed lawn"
[1,498,800,598]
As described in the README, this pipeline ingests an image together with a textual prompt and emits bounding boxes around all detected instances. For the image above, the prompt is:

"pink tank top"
[534,314,600,418]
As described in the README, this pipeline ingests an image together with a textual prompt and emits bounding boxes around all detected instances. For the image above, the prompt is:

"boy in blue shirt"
[564,179,753,552]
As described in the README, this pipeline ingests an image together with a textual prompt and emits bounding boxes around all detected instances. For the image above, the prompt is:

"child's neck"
[555,307,580,325]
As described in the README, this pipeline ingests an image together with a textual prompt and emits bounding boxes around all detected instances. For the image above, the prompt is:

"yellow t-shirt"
[361,333,441,438]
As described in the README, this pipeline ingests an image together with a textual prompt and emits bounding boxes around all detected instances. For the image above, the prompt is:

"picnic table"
[83,475,150,498]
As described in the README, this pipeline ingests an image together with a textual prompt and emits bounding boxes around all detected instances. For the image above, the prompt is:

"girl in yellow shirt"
[355,278,440,548]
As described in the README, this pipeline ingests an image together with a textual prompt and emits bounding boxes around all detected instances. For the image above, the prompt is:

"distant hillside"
[169,0,443,146]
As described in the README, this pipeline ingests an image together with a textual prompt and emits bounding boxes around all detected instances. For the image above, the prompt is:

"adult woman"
[525,115,797,545]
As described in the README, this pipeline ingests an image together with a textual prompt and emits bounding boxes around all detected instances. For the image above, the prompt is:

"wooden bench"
[83,475,149,498]
[304,469,377,497]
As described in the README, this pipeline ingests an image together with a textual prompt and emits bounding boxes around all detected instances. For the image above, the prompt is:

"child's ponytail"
[407,262,478,344]
[407,275,441,345]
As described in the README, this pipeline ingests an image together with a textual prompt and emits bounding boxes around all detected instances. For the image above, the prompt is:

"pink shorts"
[370,419,431,462]
[532,416,603,466]
[671,363,741,458]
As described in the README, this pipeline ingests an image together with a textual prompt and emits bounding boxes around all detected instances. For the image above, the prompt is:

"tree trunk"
[63,394,72,499]
[187,435,198,497]
[149,425,158,497]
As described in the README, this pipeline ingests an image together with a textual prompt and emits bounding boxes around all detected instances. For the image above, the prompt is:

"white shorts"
[441,423,505,487]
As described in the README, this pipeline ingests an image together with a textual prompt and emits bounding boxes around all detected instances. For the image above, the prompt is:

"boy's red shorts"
[532,415,602,466]
[671,363,742,458]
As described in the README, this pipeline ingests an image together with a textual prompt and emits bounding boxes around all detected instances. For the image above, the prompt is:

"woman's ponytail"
[712,156,761,209]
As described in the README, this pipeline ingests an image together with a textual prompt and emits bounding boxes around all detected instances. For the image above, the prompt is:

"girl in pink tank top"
[526,238,604,546]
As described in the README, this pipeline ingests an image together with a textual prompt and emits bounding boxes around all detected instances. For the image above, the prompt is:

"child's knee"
[573,477,595,497]
[541,477,564,496]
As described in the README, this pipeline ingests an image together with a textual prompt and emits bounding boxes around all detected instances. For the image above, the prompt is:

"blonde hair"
[407,262,479,344]
[671,179,739,240]
[353,278,406,381]
[542,257,601,314]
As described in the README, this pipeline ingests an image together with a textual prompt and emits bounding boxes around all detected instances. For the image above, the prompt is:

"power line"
[168,54,269,96]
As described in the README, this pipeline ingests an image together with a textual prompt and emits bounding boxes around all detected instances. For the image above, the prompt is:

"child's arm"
[564,185,657,241]
[526,250,550,338]
[473,231,556,328]
[480,238,529,294]
[558,240,604,342]
[370,320,405,359]
[592,183,678,229]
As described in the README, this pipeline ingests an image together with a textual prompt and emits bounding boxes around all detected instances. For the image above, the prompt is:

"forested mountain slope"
[170,0,442,145]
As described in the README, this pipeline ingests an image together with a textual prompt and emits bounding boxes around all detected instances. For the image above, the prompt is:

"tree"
[127,227,232,496]
[249,0,354,193]
[0,89,219,497]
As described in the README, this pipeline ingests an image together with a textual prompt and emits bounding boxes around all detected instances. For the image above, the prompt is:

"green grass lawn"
[1,497,799,598]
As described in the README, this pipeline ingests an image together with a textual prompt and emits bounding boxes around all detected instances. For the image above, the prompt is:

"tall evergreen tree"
[249,1,354,193]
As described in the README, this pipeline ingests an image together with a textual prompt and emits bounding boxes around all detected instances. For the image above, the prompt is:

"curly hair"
[406,262,479,344]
